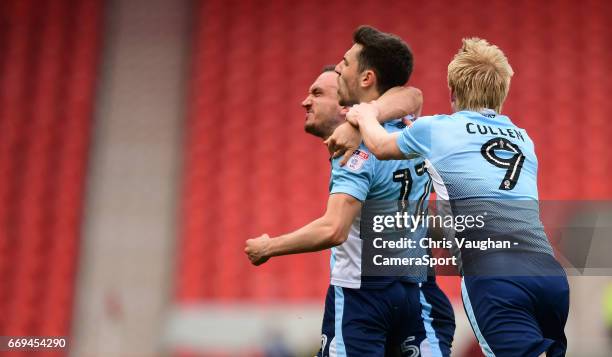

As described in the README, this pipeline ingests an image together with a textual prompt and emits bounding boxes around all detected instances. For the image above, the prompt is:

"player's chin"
[338,93,353,107]
[304,122,318,135]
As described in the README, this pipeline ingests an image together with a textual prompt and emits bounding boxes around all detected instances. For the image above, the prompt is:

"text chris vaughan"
[372,237,514,251]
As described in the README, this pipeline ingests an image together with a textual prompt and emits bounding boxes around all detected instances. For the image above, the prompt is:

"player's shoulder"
[398,114,441,136]
[420,113,454,120]
[408,114,453,127]
[331,146,376,174]
[416,112,478,132]
[434,112,475,125]
[382,118,409,134]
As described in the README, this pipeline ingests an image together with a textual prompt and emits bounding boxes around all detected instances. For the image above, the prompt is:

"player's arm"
[346,103,405,160]
[244,193,361,266]
[325,86,422,163]
[372,86,423,121]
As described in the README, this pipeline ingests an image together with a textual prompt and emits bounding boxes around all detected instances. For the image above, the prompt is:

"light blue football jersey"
[329,119,430,289]
[396,110,554,265]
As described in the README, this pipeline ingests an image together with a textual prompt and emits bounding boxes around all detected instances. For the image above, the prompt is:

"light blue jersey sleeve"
[395,116,436,158]
[329,147,375,201]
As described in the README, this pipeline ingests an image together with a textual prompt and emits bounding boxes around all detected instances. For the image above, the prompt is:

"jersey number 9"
[480,137,525,190]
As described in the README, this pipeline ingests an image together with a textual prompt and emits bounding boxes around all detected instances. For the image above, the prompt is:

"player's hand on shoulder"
[346,102,379,126]
[325,122,361,166]
[245,234,271,266]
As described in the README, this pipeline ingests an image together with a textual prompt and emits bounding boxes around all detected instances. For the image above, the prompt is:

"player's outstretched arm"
[373,86,423,122]
[244,193,361,266]
[346,103,404,161]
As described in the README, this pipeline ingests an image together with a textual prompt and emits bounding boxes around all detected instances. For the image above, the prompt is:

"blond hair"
[447,38,514,113]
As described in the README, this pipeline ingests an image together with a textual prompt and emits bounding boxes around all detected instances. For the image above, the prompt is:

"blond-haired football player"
[328,38,569,357]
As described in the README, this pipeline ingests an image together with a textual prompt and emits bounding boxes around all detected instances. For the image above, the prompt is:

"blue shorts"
[461,254,570,357]
[419,278,456,357]
[318,279,455,357]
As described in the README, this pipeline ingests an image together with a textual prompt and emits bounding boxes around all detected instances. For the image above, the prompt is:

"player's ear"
[360,69,376,90]
[449,88,458,112]
[450,88,457,103]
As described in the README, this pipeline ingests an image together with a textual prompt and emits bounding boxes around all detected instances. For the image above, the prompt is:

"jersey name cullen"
[465,122,525,142]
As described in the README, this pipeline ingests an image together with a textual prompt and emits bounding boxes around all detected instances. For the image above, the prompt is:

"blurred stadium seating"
[0,0,102,354]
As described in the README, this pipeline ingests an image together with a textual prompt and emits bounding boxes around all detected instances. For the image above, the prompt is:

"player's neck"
[321,125,341,140]
[357,88,380,104]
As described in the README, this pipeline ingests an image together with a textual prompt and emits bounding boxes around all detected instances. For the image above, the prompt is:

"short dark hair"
[353,25,413,94]
[321,64,336,73]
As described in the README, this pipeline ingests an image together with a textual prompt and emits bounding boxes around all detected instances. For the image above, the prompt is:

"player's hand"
[245,234,272,266]
[346,102,379,126]
[324,122,361,166]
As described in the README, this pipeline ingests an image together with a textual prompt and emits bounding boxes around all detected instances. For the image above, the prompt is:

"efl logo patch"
[346,150,369,171]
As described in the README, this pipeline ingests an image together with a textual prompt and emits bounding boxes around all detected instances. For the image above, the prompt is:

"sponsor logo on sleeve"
[346,150,369,171]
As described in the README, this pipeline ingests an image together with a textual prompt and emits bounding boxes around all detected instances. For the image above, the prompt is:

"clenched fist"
[245,234,272,266]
